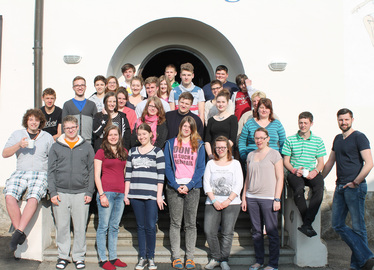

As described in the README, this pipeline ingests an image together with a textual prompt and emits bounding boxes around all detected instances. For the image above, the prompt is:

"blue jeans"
[96,192,125,262]
[332,183,373,269]
[130,199,158,259]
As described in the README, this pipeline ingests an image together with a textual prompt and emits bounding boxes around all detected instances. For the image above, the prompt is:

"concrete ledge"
[14,198,54,261]
[284,186,328,267]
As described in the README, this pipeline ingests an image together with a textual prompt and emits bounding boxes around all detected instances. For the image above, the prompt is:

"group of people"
[2,61,374,270]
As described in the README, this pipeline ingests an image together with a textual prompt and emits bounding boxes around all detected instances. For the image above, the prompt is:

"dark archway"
[140,49,210,88]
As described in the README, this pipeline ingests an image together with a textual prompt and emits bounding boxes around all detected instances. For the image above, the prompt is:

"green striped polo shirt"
[281,131,326,171]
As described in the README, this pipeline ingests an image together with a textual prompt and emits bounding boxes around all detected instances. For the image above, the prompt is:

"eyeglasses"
[148,104,158,109]
[254,137,268,141]
[215,147,227,151]
[73,84,86,88]
[64,126,78,131]
[212,87,222,91]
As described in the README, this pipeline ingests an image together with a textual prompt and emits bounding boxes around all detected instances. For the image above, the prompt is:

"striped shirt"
[282,131,326,171]
[238,118,286,161]
[125,146,165,200]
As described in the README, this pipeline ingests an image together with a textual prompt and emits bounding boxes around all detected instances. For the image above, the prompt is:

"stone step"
[50,226,263,247]
[43,243,295,265]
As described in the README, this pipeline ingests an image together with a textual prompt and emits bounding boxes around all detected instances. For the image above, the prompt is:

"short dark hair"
[298,111,313,122]
[22,109,46,129]
[337,108,353,118]
[210,80,222,88]
[121,63,136,74]
[165,64,177,71]
[42,88,56,98]
[94,75,107,85]
[178,92,194,102]
[216,65,228,73]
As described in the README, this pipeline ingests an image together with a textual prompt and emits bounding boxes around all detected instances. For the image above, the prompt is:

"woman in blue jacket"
[164,116,205,270]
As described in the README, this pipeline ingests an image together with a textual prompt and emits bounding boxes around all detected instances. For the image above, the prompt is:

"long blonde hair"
[176,116,201,152]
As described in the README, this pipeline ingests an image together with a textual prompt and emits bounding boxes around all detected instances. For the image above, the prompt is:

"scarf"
[135,114,158,144]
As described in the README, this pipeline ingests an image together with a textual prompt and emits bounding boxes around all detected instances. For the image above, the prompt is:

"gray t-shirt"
[246,148,282,199]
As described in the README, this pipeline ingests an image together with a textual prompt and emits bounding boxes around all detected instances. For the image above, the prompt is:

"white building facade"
[0,0,373,265]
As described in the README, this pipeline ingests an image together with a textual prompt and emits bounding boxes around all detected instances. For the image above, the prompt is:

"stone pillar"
[14,199,54,261]
[284,186,328,267]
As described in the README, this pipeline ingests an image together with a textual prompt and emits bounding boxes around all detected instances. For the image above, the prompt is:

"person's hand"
[51,195,61,206]
[180,185,189,194]
[100,194,109,207]
[343,182,357,189]
[273,201,281,211]
[245,78,252,86]
[157,196,167,210]
[307,169,318,180]
[220,199,231,209]
[19,137,28,148]
[124,196,130,205]
[84,196,92,204]
[213,200,223,210]
[296,168,303,177]
[241,198,247,212]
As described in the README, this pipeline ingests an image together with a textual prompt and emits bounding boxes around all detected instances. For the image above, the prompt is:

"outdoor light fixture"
[268,61,287,72]
[63,55,82,64]
[225,0,240,2]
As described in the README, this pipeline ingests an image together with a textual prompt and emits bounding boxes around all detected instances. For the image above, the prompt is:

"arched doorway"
[140,48,210,88]
[107,17,245,86]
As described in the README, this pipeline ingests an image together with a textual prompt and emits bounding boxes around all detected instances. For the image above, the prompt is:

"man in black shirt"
[40,88,62,141]
[165,92,204,140]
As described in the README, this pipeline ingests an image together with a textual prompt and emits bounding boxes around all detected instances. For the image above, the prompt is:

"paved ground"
[0,235,370,269]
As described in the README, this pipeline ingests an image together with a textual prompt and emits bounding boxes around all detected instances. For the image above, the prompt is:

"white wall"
[2,0,373,191]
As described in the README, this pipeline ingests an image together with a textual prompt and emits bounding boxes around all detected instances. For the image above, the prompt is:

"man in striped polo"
[282,111,326,237]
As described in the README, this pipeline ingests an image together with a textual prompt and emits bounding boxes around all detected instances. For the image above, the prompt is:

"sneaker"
[298,224,317,238]
[220,261,230,270]
[9,229,26,252]
[110,259,127,267]
[205,259,220,269]
[148,258,157,270]
[100,261,116,270]
[135,258,147,270]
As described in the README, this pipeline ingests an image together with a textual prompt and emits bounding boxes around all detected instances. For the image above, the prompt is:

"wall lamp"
[63,55,82,64]
[268,61,287,72]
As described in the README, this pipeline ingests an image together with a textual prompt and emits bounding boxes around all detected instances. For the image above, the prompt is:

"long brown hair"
[140,96,166,124]
[157,75,172,98]
[101,125,127,161]
[103,92,118,128]
[176,116,201,152]
[213,136,233,161]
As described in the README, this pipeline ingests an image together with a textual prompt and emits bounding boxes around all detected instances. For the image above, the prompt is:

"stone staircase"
[43,194,295,266]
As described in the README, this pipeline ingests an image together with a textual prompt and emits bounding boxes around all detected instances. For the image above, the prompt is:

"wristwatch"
[274,198,281,202]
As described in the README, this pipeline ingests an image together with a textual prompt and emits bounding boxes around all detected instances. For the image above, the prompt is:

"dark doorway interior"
[140,49,211,88]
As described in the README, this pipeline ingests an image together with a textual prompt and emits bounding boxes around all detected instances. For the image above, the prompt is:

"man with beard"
[323,108,374,270]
